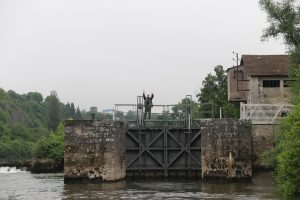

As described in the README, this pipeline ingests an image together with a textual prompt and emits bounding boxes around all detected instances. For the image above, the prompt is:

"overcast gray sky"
[0,0,286,110]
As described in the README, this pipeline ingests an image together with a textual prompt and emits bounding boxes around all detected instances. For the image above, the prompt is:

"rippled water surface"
[0,170,278,200]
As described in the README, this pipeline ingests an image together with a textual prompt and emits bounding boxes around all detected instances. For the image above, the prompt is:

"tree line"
[0,89,102,163]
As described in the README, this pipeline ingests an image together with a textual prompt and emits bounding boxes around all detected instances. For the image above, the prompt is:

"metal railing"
[240,103,293,124]
[113,99,214,128]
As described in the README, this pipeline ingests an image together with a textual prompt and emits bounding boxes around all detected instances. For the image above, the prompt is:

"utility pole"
[233,52,239,67]
[232,51,240,91]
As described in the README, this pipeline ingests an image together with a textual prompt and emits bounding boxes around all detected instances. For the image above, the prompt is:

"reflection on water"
[0,171,278,200]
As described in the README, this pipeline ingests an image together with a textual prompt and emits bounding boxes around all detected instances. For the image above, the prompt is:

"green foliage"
[170,97,199,119]
[96,112,113,120]
[262,147,278,168]
[34,123,64,161]
[259,0,300,49]
[290,67,300,102]
[274,103,300,199]
[46,91,61,131]
[10,123,31,140]
[113,111,123,119]
[70,103,76,119]
[124,110,136,121]
[75,106,81,120]
[26,92,43,103]
[260,1,300,199]
[0,139,33,162]
[0,88,80,162]
[272,69,300,200]
[0,88,9,105]
[196,65,239,118]
[0,109,8,123]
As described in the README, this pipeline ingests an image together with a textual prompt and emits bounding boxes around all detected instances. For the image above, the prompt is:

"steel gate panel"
[125,128,201,177]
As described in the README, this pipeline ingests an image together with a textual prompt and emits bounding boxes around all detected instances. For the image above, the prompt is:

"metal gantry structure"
[113,95,213,177]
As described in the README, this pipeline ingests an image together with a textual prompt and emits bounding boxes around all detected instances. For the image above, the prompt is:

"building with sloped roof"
[227,55,292,104]
[227,54,294,168]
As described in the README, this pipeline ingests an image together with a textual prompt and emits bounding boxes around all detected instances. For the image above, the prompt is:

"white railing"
[240,103,293,124]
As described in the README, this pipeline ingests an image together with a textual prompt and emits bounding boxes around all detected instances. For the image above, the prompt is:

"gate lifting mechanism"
[113,95,214,129]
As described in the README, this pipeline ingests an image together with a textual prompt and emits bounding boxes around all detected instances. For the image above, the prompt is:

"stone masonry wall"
[201,119,252,179]
[251,124,275,169]
[64,120,126,183]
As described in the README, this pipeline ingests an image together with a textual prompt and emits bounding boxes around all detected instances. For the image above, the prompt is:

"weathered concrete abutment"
[64,120,126,183]
[201,119,252,179]
[251,124,275,169]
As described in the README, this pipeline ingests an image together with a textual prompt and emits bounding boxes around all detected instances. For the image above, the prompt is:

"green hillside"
[0,89,81,162]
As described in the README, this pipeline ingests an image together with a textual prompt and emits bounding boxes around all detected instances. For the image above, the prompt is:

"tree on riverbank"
[259,0,300,199]
[196,65,239,118]
[34,123,64,161]
[46,91,61,131]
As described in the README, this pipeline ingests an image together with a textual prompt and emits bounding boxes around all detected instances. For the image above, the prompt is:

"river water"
[0,167,278,200]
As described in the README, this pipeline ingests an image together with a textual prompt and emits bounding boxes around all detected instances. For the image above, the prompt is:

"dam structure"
[64,96,252,183]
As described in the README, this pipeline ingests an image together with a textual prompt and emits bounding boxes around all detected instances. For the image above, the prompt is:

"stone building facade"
[227,55,291,104]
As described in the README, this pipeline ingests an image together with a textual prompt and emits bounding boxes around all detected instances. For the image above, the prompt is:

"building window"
[263,80,280,87]
[284,80,295,87]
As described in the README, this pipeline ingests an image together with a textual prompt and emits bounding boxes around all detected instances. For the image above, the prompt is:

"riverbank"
[31,159,63,173]
[0,159,63,173]
[0,160,32,171]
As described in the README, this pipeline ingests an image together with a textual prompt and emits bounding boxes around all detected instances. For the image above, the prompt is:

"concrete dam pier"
[201,119,252,179]
[64,120,126,183]
[64,118,252,183]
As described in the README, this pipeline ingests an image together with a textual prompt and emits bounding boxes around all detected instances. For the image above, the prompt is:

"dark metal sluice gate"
[114,95,213,177]
[125,127,202,177]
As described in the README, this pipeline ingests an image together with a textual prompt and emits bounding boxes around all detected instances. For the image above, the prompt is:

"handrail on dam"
[113,96,214,128]
[240,103,293,124]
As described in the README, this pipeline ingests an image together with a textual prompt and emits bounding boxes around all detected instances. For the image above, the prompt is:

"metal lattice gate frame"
[126,128,201,177]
